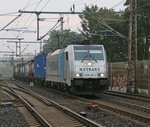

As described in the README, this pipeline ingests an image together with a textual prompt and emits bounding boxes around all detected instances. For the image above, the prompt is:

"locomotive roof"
[47,44,104,56]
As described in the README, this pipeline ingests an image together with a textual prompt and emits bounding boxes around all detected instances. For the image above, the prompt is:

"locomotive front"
[70,45,108,93]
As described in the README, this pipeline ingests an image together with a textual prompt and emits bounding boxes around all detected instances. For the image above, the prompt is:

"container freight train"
[14,44,109,94]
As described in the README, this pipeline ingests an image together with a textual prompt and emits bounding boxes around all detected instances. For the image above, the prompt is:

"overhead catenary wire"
[20,0,50,35]
[8,0,51,56]
[19,44,29,56]
[0,0,49,56]
[110,0,125,9]
[17,1,125,39]
[96,17,127,39]
[12,0,31,34]
[80,13,127,38]
[14,0,46,36]
[62,0,126,33]
[0,0,45,42]
[19,0,44,34]
[22,0,33,11]
[0,0,127,58]
[1,1,127,50]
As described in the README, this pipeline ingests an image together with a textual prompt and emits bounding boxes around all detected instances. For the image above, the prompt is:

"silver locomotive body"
[46,45,108,94]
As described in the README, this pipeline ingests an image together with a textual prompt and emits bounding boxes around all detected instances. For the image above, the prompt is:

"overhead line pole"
[0,38,24,57]
[18,10,82,40]
[125,0,138,93]
[7,40,47,55]
[36,12,40,41]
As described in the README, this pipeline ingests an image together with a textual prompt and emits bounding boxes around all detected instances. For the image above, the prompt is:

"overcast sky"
[0,0,126,56]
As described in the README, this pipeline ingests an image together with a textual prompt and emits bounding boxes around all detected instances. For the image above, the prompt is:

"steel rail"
[12,86,103,127]
[104,90,150,102]
[4,86,53,127]
[10,81,150,125]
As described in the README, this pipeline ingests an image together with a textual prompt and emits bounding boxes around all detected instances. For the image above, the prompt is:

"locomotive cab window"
[74,46,104,60]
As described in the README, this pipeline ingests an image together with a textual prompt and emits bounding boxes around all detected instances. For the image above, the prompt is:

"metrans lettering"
[79,68,100,71]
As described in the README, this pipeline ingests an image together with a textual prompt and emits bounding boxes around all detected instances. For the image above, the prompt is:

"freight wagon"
[34,53,46,84]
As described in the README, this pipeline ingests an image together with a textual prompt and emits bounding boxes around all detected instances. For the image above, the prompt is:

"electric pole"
[125,0,138,93]
[7,40,46,56]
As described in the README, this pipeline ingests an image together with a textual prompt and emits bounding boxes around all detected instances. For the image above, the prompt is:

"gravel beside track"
[14,80,145,127]
[0,90,29,127]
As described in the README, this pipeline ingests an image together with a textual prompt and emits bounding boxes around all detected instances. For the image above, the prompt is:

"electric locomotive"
[46,44,108,94]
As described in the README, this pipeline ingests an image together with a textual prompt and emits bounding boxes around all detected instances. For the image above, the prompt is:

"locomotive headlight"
[87,62,92,66]
[76,73,82,77]
[76,73,80,77]
[98,73,104,77]
[100,73,104,77]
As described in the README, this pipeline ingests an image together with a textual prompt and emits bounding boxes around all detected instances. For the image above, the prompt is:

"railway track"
[5,80,150,127]
[37,84,150,126]
[104,90,150,103]
[1,81,104,127]
[102,90,150,113]
[0,86,41,127]
[90,92,150,126]
[86,98,150,125]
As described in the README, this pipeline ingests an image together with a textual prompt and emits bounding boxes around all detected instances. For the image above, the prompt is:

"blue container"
[34,53,46,79]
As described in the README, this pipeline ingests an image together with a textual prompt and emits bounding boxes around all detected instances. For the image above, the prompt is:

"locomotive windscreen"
[74,45,104,60]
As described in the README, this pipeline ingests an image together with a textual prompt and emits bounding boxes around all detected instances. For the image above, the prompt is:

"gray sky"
[0,0,126,56]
